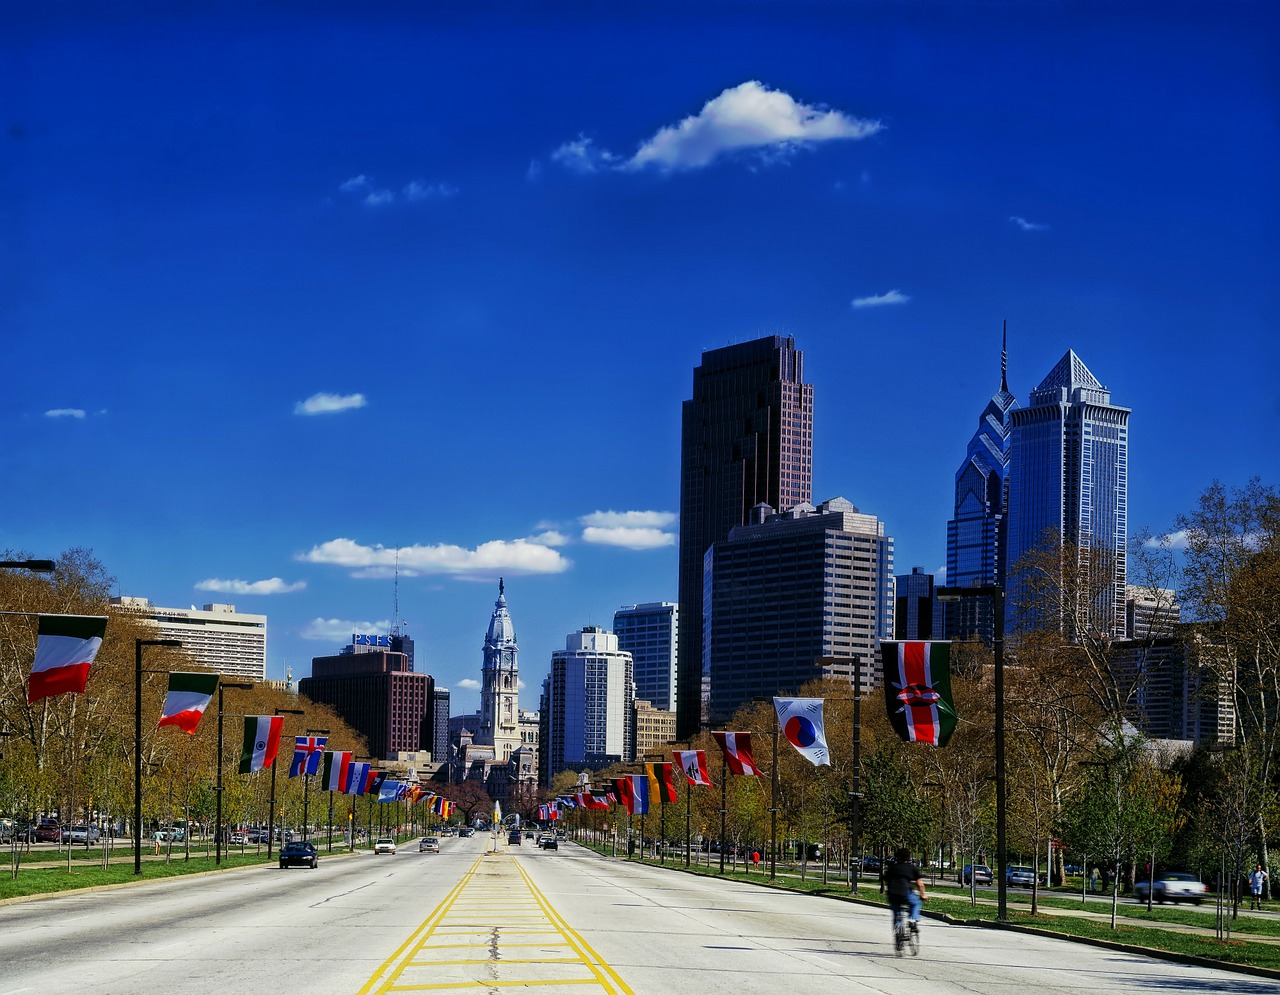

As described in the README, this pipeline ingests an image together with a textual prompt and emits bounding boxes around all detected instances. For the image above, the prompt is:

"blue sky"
[4,2,1276,716]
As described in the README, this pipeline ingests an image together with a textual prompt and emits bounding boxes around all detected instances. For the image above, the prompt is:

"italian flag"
[157,672,219,734]
[28,614,109,704]
[238,715,283,773]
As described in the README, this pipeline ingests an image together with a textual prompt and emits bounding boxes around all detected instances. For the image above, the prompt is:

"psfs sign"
[352,633,392,647]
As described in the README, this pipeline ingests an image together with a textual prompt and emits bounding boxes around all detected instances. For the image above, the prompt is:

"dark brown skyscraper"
[676,335,813,739]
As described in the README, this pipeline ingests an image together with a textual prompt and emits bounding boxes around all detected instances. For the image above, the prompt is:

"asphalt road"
[0,833,1273,995]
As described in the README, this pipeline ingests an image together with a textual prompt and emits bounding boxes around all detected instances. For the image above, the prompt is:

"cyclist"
[885,846,927,942]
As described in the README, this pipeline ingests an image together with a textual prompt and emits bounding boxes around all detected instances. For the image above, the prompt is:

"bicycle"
[892,909,919,957]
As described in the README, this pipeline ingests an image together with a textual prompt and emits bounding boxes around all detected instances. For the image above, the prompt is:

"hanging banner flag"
[289,735,328,777]
[712,731,762,777]
[774,697,831,766]
[559,795,577,810]
[613,777,633,814]
[345,761,372,795]
[673,749,712,787]
[156,672,219,734]
[238,715,283,773]
[589,792,611,810]
[378,780,406,803]
[629,774,651,815]
[28,614,109,703]
[882,640,958,747]
[322,751,351,791]
[645,762,678,805]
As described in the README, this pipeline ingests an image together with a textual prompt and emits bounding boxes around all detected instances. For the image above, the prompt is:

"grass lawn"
[0,852,280,900]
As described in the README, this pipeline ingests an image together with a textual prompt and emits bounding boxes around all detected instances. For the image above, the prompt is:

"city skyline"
[4,3,1275,716]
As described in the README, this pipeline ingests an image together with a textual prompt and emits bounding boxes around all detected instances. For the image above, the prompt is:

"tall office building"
[1007,351,1130,636]
[299,650,432,760]
[613,602,678,712]
[110,597,267,681]
[894,567,939,640]
[704,497,893,724]
[539,627,634,784]
[677,335,813,739]
[943,329,1018,643]
[429,686,451,761]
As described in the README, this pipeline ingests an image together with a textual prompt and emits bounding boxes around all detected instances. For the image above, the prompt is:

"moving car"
[279,840,318,869]
[459,827,474,838]
[1005,865,1036,887]
[961,864,994,886]
[419,837,440,853]
[1133,871,1207,905]
[374,837,397,855]
[539,834,558,851]
[508,830,522,845]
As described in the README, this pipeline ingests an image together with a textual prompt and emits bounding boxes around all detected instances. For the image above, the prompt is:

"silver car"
[1005,865,1036,887]
[1134,872,1207,905]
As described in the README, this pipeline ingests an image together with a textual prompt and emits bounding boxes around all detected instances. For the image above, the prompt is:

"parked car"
[373,837,396,855]
[279,841,319,869]
[34,821,62,843]
[1005,865,1036,887]
[63,825,102,844]
[508,830,522,845]
[1134,872,1207,905]
[962,864,994,886]
[419,837,440,853]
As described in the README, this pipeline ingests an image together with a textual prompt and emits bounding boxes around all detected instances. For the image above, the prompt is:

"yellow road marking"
[358,852,635,995]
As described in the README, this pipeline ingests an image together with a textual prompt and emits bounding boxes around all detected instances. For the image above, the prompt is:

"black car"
[539,834,558,850]
[279,840,318,869]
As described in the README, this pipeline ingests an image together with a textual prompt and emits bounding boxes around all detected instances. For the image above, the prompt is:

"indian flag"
[238,715,283,773]
[28,614,109,704]
[157,672,219,734]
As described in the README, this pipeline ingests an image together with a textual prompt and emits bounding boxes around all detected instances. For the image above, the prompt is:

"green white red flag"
[28,614,108,703]
[157,672,219,734]
[238,715,284,773]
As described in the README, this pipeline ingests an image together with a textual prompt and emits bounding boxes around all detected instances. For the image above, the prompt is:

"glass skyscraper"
[677,336,813,739]
[943,330,1018,643]
[613,602,677,712]
[1007,350,1130,636]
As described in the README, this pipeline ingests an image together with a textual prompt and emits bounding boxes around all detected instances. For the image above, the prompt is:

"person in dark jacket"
[885,846,927,934]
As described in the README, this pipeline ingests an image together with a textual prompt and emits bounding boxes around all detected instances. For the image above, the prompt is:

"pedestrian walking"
[1250,864,1268,910]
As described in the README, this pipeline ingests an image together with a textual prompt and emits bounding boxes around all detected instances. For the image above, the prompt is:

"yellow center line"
[358,852,635,995]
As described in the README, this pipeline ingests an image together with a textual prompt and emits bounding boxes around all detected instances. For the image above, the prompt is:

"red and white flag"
[157,672,219,734]
[712,731,762,777]
[673,749,712,787]
[28,614,108,703]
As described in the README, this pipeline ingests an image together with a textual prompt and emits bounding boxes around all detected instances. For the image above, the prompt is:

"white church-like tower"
[477,578,522,768]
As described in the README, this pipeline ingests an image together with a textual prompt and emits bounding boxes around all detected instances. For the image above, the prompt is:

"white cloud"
[530,530,571,547]
[851,289,909,309]
[403,181,458,201]
[294,392,367,416]
[582,526,676,550]
[456,678,480,690]
[623,81,882,173]
[1010,215,1049,232]
[550,135,620,175]
[297,536,571,578]
[1145,530,1189,551]
[45,408,86,419]
[580,510,677,529]
[195,577,306,595]
[300,617,391,641]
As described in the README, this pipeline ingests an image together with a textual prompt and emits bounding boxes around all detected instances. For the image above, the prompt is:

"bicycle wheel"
[893,921,905,957]
[906,922,920,956]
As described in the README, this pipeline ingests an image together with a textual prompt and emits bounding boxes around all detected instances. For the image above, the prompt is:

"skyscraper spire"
[1001,319,1008,394]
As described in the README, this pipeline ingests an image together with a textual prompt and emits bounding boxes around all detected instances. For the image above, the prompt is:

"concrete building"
[540,627,635,785]
[632,699,677,759]
[677,335,814,739]
[895,567,939,641]
[1007,351,1130,636]
[298,649,433,761]
[110,597,266,681]
[613,602,678,713]
[704,497,893,724]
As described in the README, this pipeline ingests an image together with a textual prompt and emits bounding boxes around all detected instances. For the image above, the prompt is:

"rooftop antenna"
[391,548,401,638]
[1001,318,1009,393]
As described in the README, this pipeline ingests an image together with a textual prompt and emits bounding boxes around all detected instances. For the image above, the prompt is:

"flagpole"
[684,762,692,868]
[851,653,863,894]
[267,708,303,858]
[135,638,181,875]
[214,681,252,865]
[719,745,727,875]
[771,711,779,881]
[302,728,328,843]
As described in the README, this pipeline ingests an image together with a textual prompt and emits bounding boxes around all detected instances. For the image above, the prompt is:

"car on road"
[459,827,474,838]
[1005,865,1036,887]
[961,864,994,886]
[508,830,522,845]
[279,841,318,869]
[539,834,558,851]
[419,837,440,853]
[1133,871,1208,905]
[373,837,397,854]
[63,825,102,844]
[33,821,62,843]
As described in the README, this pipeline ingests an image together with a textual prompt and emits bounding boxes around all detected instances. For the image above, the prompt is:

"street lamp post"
[135,638,182,875]
[303,728,329,843]
[937,583,1007,921]
[0,560,56,572]
[215,681,254,865]
[268,708,304,858]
